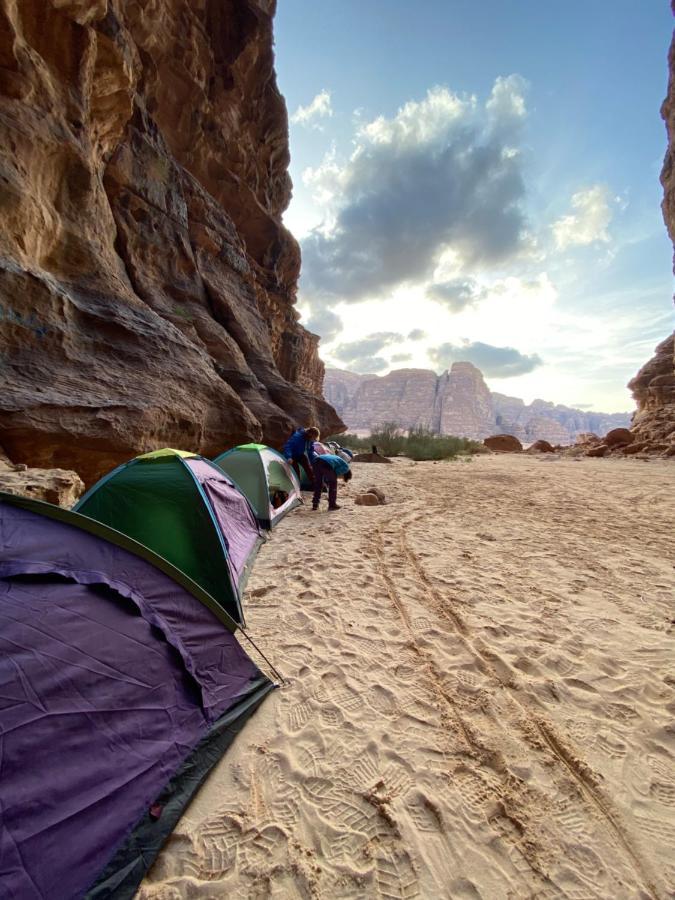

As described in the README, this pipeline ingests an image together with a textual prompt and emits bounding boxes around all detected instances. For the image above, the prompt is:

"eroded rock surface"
[0,0,342,485]
[628,20,675,448]
[325,365,631,444]
[0,447,84,506]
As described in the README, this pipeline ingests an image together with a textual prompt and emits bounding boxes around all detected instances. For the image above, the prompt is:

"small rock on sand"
[366,487,386,503]
[355,493,380,506]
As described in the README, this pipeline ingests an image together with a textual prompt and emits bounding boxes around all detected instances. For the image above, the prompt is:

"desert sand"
[139,454,674,899]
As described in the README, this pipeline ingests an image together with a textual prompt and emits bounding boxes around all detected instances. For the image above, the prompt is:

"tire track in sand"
[372,527,557,892]
[398,524,663,900]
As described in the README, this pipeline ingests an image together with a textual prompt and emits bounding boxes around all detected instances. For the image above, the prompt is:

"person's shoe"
[327,504,341,511]
[312,504,319,511]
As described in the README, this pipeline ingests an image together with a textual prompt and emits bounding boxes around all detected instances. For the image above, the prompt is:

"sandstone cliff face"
[437,363,493,440]
[628,17,675,447]
[0,0,342,485]
[325,365,632,444]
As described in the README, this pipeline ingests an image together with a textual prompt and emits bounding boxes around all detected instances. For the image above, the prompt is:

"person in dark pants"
[283,426,320,488]
[312,453,352,511]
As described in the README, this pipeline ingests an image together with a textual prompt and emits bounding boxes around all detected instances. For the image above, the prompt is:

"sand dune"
[139,454,674,899]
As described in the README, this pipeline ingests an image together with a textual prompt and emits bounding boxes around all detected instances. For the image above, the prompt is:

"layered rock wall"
[325,365,632,444]
[628,15,675,446]
[0,0,342,485]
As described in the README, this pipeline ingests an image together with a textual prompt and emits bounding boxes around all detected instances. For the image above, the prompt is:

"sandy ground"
[139,454,674,899]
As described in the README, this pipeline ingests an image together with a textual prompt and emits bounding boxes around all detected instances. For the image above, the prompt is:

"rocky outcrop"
[0,0,342,486]
[492,395,628,445]
[628,18,675,449]
[438,363,494,440]
[325,365,631,444]
[629,334,675,448]
[0,446,84,506]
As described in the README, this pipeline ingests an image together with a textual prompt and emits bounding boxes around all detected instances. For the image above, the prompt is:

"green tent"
[74,449,264,625]
[212,444,301,529]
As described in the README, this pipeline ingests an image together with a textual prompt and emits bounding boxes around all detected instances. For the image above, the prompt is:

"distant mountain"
[324,364,632,444]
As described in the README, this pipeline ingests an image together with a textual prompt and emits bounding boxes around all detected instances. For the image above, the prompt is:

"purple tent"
[0,492,273,899]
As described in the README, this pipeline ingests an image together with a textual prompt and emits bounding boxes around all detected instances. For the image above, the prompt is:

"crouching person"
[312,453,352,511]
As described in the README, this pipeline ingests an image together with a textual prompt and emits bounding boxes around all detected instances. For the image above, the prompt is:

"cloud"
[429,340,542,377]
[332,331,403,366]
[391,353,413,363]
[331,331,404,373]
[346,356,389,373]
[300,77,529,305]
[408,329,427,341]
[304,307,343,342]
[291,90,333,128]
[427,277,488,313]
[551,185,614,250]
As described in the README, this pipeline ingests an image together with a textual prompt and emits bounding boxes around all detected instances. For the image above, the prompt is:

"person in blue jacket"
[312,453,352,511]
[283,426,320,487]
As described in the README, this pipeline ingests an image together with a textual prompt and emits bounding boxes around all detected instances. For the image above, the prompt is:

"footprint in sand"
[286,700,313,733]
[193,815,242,879]
[375,849,420,899]
[368,685,398,717]
[238,824,289,874]
[406,791,445,833]
[595,729,628,759]
[320,704,343,727]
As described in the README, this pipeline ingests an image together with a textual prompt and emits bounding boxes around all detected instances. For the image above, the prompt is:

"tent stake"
[239,628,286,685]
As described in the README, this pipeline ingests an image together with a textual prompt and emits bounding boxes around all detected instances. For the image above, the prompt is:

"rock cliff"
[325,365,632,444]
[628,14,675,448]
[0,0,342,485]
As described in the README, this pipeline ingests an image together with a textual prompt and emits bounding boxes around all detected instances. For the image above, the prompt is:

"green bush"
[327,424,480,461]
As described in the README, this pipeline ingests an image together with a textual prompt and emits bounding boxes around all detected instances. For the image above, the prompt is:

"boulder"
[577,432,600,445]
[483,434,523,453]
[527,440,555,453]
[605,428,634,448]
[0,466,85,507]
[586,444,609,458]
[622,441,649,455]
[366,487,386,504]
[355,493,380,506]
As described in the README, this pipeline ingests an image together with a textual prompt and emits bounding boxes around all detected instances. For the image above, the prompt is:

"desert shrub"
[328,425,480,460]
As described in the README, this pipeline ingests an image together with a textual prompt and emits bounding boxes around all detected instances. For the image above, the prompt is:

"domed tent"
[0,491,273,900]
[74,449,263,626]
[213,443,301,529]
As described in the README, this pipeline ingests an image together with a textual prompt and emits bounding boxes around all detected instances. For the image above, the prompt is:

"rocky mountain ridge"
[0,0,342,486]
[325,365,632,444]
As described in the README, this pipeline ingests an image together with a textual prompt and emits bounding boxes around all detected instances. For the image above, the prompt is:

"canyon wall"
[628,15,675,447]
[325,365,632,444]
[0,0,342,485]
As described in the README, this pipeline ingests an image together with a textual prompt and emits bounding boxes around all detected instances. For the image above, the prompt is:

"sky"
[274,1,674,412]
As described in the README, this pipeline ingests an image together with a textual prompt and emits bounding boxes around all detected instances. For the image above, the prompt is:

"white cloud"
[290,90,333,128]
[551,185,615,250]
[300,77,530,309]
